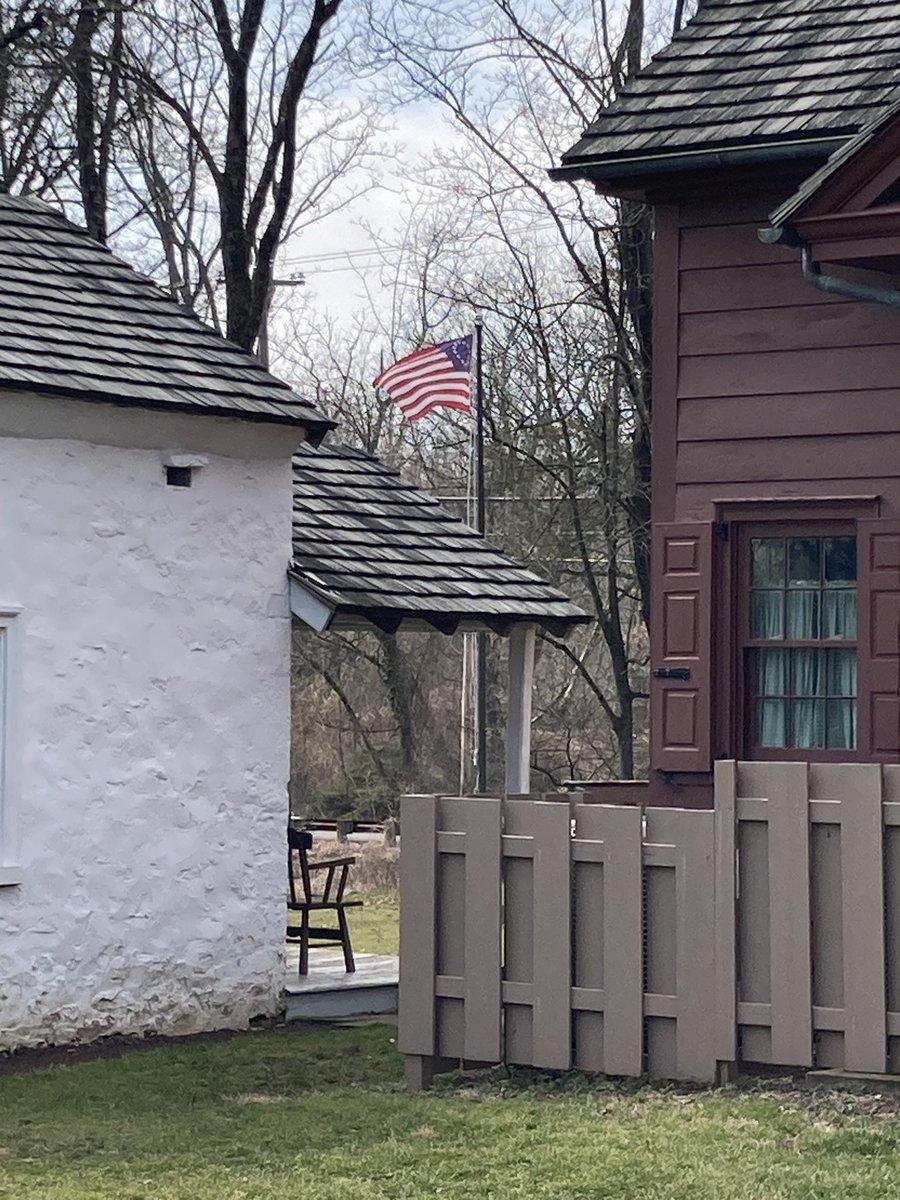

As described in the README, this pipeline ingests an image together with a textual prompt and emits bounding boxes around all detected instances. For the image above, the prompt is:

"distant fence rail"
[399,762,900,1086]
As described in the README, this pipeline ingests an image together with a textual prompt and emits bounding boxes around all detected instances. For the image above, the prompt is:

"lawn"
[347,886,399,955]
[3,1026,900,1199]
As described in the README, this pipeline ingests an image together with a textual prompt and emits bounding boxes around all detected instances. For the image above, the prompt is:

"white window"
[0,609,21,885]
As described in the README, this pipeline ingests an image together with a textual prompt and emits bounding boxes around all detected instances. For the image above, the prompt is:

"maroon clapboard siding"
[650,523,713,774]
[671,200,900,520]
[649,186,900,795]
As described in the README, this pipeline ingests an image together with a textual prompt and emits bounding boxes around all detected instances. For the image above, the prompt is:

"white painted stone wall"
[0,392,301,1049]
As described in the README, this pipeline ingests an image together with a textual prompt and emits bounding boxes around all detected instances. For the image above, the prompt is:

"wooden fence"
[399,761,900,1087]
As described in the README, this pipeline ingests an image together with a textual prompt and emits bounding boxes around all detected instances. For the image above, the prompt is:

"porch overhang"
[289,439,590,794]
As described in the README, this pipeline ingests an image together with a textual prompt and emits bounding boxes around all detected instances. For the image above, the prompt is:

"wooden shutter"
[857,519,900,761]
[650,522,714,774]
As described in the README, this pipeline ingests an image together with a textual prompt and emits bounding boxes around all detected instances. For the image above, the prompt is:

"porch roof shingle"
[290,442,590,635]
[0,193,333,436]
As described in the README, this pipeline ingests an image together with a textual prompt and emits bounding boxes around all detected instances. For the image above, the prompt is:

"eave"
[287,571,589,640]
[551,136,844,202]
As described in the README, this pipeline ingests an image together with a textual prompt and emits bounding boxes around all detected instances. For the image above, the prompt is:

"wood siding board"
[677,435,900,486]
[679,222,799,270]
[461,799,503,1063]
[398,795,438,1057]
[680,303,900,359]
[766,763,814,1067]
[679,262,840,314]
[838,764,888,1072]
[679,347,900,401]
[530,801,572,1070]
[679,394,900,444]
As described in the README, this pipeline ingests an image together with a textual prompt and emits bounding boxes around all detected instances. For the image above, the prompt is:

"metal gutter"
[549,135,846,185]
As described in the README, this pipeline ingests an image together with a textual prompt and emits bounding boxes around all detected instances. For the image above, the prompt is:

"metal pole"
[474,316,488,794]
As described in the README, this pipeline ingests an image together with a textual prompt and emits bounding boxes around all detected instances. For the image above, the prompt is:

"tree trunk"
[72,2,107,243]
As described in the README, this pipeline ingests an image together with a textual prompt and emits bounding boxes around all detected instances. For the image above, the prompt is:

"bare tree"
[119,0,360,349]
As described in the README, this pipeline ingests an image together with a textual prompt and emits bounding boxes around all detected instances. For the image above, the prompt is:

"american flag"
[373,335,473,422]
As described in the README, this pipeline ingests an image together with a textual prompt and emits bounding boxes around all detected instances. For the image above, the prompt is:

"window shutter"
[857,519,900,761]
[650,522,714,774]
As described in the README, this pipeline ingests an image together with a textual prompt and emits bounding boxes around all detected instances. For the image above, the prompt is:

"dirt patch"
[0,1020,297,1079]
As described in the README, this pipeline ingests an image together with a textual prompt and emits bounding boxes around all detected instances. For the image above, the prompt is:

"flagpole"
[474,315,488,794]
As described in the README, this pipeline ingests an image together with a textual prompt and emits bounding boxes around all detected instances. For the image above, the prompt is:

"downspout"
[799,245,900,310]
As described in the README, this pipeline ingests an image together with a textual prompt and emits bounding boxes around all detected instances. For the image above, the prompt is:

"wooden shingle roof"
[559,0,900,182]
[0,193,333,435]
[290,442,589,635]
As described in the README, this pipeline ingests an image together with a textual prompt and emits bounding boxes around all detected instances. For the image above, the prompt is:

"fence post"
[398,794,447,1090]
[714,760,738,1079]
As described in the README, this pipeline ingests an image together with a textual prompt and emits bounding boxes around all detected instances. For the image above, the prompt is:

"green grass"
[347,886,399,955]
[4,1027,900,1198]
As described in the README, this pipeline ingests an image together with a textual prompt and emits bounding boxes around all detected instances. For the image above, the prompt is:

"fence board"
[462,799,503,1063]
[765,763,813,1067]
[649,809,717,1082]
[398,795,438,1057]
[714,760,738,1066]
[594,805,643,1077]
[530,802,572,1070]
[399,763,896,1089]
[839,765,887,1073]
[572,811,605,1074]
[678,812,717,1081]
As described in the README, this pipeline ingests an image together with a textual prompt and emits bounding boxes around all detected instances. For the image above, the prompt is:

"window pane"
[823,589,857,639]
[758,700,786,747]
[752,538,785,587]
[792,648,823,696]
[827,648,857,697]
[788,538,821,587]
[787,590,819,638]
[752,590,784,639]
[792,699,825,748]
[757,648,787,695]
[824,537,856,585]
[826,699,857,750]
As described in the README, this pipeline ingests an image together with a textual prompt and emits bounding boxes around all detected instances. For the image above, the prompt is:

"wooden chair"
[286,826,362,975]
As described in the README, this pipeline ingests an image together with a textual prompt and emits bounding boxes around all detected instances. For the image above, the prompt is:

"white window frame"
[0,608,22,885]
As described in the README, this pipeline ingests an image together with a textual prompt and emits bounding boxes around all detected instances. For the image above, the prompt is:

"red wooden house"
[557,0,900,805]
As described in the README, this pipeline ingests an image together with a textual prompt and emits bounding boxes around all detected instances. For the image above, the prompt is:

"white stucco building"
[0,194,587,1051]
[0,195,332,1049]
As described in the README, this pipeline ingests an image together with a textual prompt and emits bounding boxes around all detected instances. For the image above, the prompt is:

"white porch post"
[505,623,536,795]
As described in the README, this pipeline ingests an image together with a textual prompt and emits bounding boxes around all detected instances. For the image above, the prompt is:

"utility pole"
[257,274,305,368]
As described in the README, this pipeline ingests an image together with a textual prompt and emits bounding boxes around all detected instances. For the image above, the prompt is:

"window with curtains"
[747,533,857,753]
